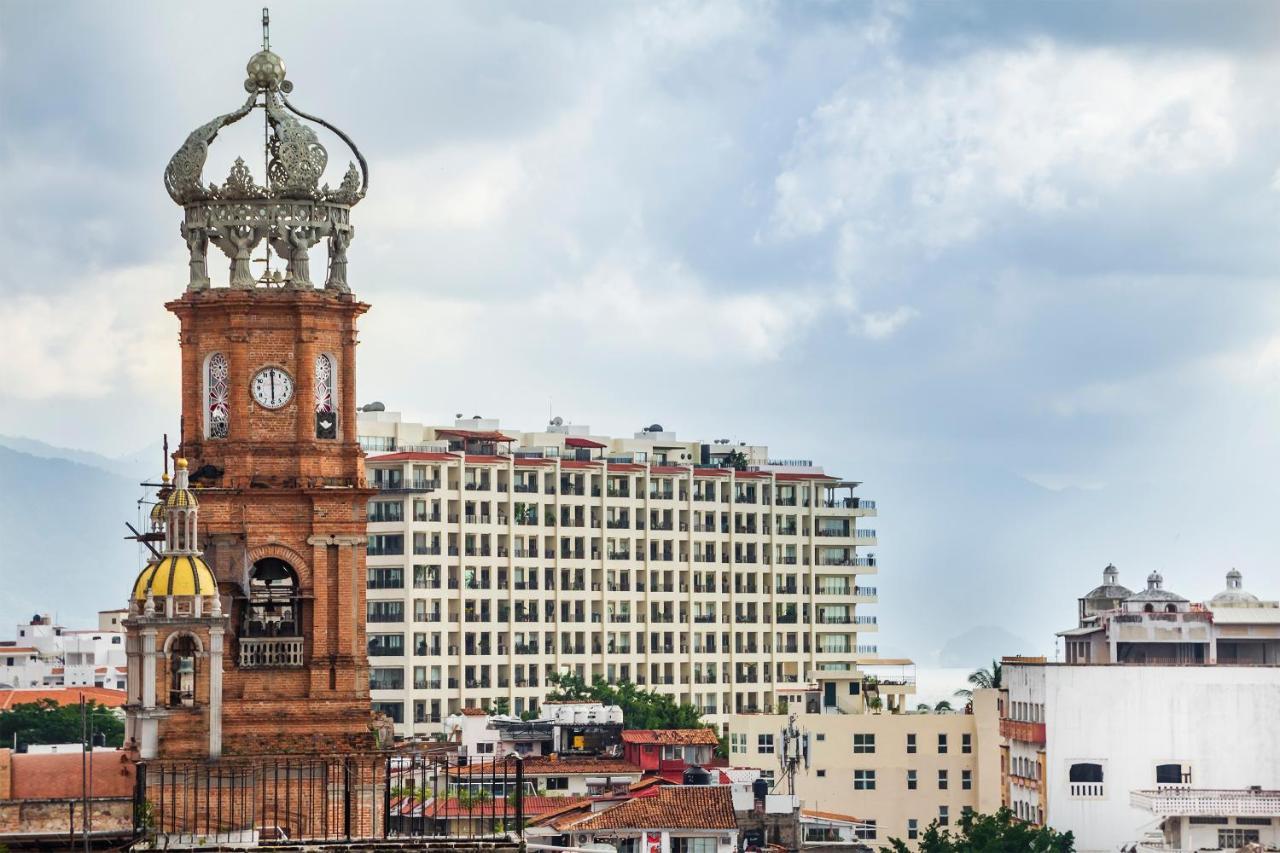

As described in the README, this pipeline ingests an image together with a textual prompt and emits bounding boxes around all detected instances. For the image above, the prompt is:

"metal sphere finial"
[245,49,288,92]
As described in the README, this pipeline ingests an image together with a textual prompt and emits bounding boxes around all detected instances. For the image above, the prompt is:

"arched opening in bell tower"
[244,558,301,638]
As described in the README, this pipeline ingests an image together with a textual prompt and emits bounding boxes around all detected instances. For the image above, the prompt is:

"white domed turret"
[1210,569,1261,608]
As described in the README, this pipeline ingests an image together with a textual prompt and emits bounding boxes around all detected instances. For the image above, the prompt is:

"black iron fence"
[134,751,524,845]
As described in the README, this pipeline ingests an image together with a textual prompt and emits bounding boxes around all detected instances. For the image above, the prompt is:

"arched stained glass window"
[207,353,229,438]
[315,353,336,438]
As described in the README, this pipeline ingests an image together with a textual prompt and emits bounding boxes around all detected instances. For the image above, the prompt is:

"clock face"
[251,366,295,410]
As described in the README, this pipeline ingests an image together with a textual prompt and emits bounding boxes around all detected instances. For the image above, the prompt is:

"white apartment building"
[0,612,128,690]
[358,411,878,735]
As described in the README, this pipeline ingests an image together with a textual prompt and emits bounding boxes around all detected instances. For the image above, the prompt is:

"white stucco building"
[0,612,127,690]
[1002,662,1280,852]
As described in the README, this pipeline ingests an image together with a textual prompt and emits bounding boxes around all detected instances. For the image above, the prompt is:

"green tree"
[881,808,1074,853]
[492,697,511,716]
[545,673,707,730]
[721,449,749,470]
[0,699,124,750]
[933,700,954,713]
[955,659,1004,701]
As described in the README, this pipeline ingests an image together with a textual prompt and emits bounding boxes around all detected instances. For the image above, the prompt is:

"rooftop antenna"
[162,433,169,479]
[253,7,278,285]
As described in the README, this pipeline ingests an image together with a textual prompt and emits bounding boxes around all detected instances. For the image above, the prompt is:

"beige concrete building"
[731,684,1003,847]
[357,411,880,734]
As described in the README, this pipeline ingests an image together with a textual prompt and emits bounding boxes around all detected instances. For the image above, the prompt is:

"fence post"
[133,761,147,842]
[514,755,524,839]
[383,755,392,839]
[343,757,352,840]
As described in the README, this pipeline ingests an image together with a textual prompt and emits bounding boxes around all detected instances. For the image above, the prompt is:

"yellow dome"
[150,500,167,522]
[164,487,197,509]
[132,555,217,600]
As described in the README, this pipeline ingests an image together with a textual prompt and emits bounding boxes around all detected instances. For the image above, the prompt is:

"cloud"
[0,262,177,401]
[769,40,1241,271]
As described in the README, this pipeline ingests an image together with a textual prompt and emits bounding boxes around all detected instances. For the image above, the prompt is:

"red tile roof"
[607,464,646,473]
[366,451,459,463]
[732,471,770,479]
[515,458,556,467]
[437,429,515,442]
[774,472,838,481]
[0,646,37,653]
[559,460,601,469]
[10,750,136,799]
[693,468,731,477]
[621,729,719,746]
[802,808,864,824]
[519,757,642,776]
[0,687,127,711]
[464,455,509,465]
[574,786,736,831]
[391,795,581,819]
[460,707,488,716]
[649,466,690,475]
[565,437,608,449]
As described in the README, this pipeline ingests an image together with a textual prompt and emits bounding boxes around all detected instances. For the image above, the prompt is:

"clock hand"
[270,370,276,403]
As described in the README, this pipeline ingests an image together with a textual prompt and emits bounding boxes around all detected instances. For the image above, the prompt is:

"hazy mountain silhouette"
[0,444,146,632]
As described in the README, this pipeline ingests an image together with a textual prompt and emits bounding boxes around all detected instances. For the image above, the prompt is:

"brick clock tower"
[125,38,377,758]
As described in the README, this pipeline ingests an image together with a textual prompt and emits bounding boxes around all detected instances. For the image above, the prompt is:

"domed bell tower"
[156,30,376,755]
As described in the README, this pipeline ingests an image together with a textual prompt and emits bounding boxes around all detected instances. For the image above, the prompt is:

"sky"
[2,0,1280,663]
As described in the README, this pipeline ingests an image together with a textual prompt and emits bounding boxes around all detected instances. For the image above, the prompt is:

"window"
[314,353,336,438]
[938,769,948,790]
[907,769,917,790]
[206,352,229,438]
[816,769,826,778]
[962,769,972,791]
[244,558,301,639]
[367,534,404,556]
[367,633,404,656]
[367,566,404,589]
[854,820,876,841]
[758,734,774,754]
[367,601,404,623]
[545,777,569,791]
[938,733,948,754]
[730,733,747,754]
[1068,762,1105,797]
[938,806,949,827]
[662,745,681,760]
[853,733,876,754]
[372,701,403,723]
[906,733,917,754]
[476,742,495,754]
[815,733,825,741]
[368,501,404,523]
[1155,763,1190,785]
[854,770,876,790]
[369,667,404,690]
[673,839,716,853]
[1219,829,1260,848]
[962,733,972,754]
[907,819,918,840]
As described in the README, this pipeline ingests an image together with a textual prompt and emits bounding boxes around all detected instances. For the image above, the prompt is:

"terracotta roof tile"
[437,429,515,442]
[575,786,736,831]
[801,808,864,824]
[564,437,608,449]
[0,687,127,711]
[366,451,459,463]
[519,757,642,776]
[621,729,719,746]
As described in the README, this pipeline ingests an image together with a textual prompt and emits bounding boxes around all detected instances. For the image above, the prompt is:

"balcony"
[239,637,305,668]
[1130,787,1280,819]
[999,718,1047,745]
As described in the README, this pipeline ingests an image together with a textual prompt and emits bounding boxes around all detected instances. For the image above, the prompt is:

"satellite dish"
[647,423,664,433]
[552,416,564,426]
[361,401,385,412]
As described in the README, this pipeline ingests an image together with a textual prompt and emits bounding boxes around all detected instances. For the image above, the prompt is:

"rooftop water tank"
[683,765,713,786]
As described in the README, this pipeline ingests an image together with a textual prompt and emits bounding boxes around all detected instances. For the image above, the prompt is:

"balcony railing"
[239,637,305,669]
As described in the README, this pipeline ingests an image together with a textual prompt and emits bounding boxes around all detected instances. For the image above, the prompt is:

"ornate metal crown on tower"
[164,20,366,293]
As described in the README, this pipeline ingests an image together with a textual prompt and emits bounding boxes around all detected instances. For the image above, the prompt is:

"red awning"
[435,428,515,442]
[564,436,608,449]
